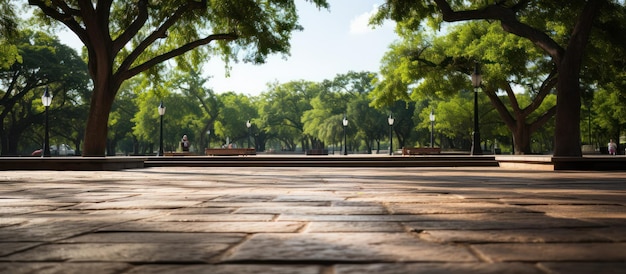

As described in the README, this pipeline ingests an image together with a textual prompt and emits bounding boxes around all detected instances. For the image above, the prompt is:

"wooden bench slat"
[402,147,441,155]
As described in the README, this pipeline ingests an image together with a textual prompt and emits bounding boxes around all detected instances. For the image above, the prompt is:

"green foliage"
[259,80,318,150]
[215,92,257,147]
[0,28,89,155]
[29,0,330,156]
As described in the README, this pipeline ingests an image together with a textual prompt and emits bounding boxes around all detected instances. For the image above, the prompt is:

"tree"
[215,92,257,148]
[347,93,386,153]
[172,67,221,150]
[0,0,19,69]
[302,71,374,151]
[373,21,558,154]
[375,0,624,157]
[260,80,318,151]
[29,0,329,156]
[0,29,89,155]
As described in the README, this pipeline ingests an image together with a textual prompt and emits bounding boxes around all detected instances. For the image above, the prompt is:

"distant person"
[608,139,617,155]
[181,135,190,152]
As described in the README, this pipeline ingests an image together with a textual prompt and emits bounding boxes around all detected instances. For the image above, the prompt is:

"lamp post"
[41,86,53,157]
[388,113,394,155]
[158,101,166,156]
[430,109,435,148]
[207,130,211,149]
[471,62,483,155]
[342,115,348,155]
[246,120,251,148]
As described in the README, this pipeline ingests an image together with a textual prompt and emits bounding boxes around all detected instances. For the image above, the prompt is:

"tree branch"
[116,0,205,76]
[112,0,149,53]
[118,33,238,82]
[522,69,557,116]
[432,0,565,63]
[29,0,89,47]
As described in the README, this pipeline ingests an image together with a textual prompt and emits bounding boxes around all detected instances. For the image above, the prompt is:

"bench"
[306,149,328,155]
[402,147,441,155]
[205,148,256,156]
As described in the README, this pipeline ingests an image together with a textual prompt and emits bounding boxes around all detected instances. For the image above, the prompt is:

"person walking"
[608,139,617,155]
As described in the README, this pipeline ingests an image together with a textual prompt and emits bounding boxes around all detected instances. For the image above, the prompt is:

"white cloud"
[349,5,379,35]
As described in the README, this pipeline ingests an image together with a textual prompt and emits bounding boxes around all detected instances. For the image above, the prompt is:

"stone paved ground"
[0,167,625,274]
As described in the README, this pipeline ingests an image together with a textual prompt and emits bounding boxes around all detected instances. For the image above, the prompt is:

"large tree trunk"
[82,74,117,156]
[551,1,602,157]
[553,68,582,156]
[512,123,532,155]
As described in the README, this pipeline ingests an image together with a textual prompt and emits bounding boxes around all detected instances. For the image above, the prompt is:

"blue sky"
[204,0,398,96]
[58,0,398,96]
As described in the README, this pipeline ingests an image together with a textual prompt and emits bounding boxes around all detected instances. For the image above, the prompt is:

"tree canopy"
[29,0,329,156]
[374,0,626,156]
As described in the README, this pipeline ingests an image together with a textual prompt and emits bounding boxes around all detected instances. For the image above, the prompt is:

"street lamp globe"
[42,86,53,157]
[472,63,482,88]
[470,62,483,155]
[157,101,166,156]
[158,101,166,116]
[429,109,435,148]
[342,115,348,155]
[388,114,394,156]
[42,87,53,107]
[246,120,252,148]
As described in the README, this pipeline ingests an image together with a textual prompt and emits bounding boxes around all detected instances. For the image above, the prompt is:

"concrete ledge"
[163,152,196,156]
[205,148,256,156]
[0,157,145,171]
[496,155,626,171]
[146,155,499,168]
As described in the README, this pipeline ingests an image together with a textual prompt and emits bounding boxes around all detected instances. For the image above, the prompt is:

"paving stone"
[211,195,276,202]
[0,219,112,241]
[5,243,230,263]
[307,221,405,232]
[148,213,276,222]
[537,262,626,274]
[334,262,543,274]
[278,214,438,222]
[0,198,75,207]
[0,262,132,274]
[472,243,626,262]
[388,202,535,214]
[0,206,59,215]
[0,242,42,256]
[403,213,598,230]
[419,228,613,243]
[1,166,625,273]
[588,227,626,241]
[235,206,387,215]
[59,232,245,244]
[222,233,477,263]
[98,221,304,233]
[50,209,165,219]
[498,197,620,206]
[125,264,322,274]
[167,207,235,214]
[273,194,345,202]
[0,217,29,228]
[199,201,330,208]
[524,205,626,219]
[347,194,466,203]
[67,200,202,210]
